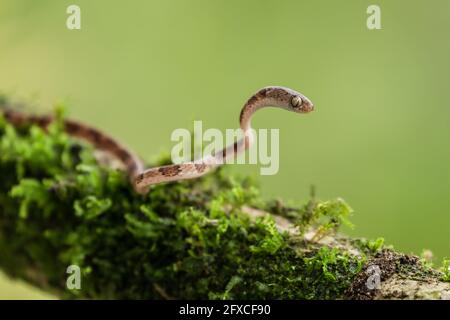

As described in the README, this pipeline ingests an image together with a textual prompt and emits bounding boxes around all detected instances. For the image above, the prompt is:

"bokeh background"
[1,0,449,299]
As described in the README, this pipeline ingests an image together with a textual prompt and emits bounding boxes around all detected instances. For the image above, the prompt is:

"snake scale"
[1,86,314,194]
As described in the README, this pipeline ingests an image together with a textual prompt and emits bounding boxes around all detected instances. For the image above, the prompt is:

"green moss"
[364,237,385,254]
[0,110,370,299]
[442,259,450,282]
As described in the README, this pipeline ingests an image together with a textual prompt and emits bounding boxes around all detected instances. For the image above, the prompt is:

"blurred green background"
[1,0,449,299]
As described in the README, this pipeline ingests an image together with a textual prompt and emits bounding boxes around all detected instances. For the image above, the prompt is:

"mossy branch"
[0,108,449,300]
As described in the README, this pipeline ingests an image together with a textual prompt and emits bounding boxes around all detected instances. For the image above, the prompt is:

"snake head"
[290,93,314,113]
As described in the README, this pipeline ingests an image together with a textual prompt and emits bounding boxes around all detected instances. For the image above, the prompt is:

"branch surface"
[0,108,448,299]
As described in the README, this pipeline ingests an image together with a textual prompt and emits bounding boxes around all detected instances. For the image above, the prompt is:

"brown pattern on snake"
[1,107,144,191]
[194,163,207,173]
[158,165,182,177]
[1,86,314,194]
[136,86,314,189]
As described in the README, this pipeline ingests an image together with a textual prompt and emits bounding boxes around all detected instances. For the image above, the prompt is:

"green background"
[1,0,449,299]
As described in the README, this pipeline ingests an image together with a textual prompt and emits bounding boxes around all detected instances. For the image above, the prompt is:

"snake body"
[1,86,313,194]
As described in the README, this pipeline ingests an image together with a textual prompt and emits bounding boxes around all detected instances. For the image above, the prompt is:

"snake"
[1,86,314,194]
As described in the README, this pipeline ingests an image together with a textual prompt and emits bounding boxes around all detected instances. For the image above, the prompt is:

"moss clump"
[0,110,372,299]
[442,259,450,282]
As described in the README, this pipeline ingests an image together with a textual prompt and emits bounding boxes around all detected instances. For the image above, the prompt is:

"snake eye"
[291,96,303,108]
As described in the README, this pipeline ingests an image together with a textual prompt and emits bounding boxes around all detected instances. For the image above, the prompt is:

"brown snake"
[1,86,313,194]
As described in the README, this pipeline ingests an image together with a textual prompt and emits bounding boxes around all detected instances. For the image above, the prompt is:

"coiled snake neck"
[1,86,314,194]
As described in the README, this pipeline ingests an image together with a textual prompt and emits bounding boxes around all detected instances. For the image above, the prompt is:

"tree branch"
[0,108,448,299]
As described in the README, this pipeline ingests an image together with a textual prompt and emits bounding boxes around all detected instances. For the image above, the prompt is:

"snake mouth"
[297,102,314,113]
[302,98,314,113]
[291,95,314,113]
